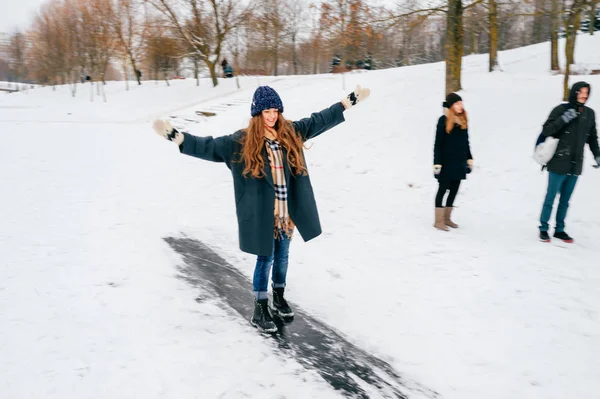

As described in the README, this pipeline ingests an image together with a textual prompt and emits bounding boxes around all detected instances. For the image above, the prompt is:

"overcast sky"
[0,0,406,33]
[0,0,48,33]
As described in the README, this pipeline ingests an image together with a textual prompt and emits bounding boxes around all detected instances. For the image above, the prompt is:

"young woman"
[433,92,474,231]
[153,85,370,332]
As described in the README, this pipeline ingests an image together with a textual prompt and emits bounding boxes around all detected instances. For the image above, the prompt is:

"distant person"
[221,58,229,77]
[433,93,474,231]
[537,81,599,243]
[152,84,370,333]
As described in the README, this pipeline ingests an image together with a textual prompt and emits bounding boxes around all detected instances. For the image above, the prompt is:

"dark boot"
[251,299,277,333]
[554,231,574,243]
[271,286,294,317]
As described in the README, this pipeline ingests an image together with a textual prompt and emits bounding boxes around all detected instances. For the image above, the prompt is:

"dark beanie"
[251,86,284,117]
[443,92,462,108]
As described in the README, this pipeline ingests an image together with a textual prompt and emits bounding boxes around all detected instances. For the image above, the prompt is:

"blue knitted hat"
[251,86,284,117]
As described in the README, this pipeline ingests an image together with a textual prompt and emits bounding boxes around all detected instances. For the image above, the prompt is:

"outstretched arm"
[293,85,370,141]
[153,119,235,165]
[179,133,234,164]
[293,102,346,141]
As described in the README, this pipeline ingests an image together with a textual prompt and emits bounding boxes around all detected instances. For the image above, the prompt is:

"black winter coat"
[542,82,599,176]
[434,115,473,181]
[179,102,346,256]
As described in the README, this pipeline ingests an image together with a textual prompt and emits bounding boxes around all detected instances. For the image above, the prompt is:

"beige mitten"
[153,119,184,146]
[342,85,371,109]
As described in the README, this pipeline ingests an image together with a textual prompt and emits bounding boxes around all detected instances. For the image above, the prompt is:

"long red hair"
[238,113,308,178]
[445,107,468,133]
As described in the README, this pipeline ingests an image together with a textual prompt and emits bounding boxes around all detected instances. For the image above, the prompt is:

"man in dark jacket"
[538,81,600,243]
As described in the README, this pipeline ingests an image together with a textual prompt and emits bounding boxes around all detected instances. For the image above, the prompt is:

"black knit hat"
[443,92,462,108]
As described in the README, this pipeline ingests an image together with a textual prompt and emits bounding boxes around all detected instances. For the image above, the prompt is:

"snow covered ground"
[1,34,600,398]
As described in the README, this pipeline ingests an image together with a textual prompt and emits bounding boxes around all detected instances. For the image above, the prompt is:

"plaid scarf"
[265,137,295,239]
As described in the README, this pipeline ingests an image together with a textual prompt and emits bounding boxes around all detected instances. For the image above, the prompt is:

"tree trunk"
[130,54,141,85]
[533,0,547,43]
[563,59,570,101]
[489,0,499,72]
[292,32,298,75]
[445,0,464,94]
[273,33,280,76]
[193,58,199,87]
[70,72,77,97]
[563,1,585,100]
[470,29,477,54]
[313,39,319,74]
[591,1,599,35]
[208,61,218,87]
[551,0,560,71]
[123,59,129,91]
[566,5,583,68]
[234,57,240,89]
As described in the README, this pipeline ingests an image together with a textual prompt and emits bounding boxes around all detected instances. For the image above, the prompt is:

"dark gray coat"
[542,82,599,176]
[179,102,346,256]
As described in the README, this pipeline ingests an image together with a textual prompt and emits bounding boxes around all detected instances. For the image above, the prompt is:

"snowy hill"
[1,34,600,399]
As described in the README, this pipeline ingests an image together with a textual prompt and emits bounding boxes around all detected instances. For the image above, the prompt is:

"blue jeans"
[540,171,578,233]
[253,235,291,300]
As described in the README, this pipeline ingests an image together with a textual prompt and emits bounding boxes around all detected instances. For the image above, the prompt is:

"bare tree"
[550,0,560,70]
[591,0,599,35]
[29,0,69,86]
[486,0,499,71]
[445,0,464,93]
[284,0,307,75]
[7,30,28,83]
[112,0,147,86]
[464,3,486,55]
[532,0,548,43]
[144,18,182,85]
[250,0,285,75]
[563,0,587,100]
[308,2,327,74]
[148,0,250,87]
[78,0,116,84]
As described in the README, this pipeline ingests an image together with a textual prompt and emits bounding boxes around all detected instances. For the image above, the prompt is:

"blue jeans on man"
[539,171,579,233]
[253,235,290,300]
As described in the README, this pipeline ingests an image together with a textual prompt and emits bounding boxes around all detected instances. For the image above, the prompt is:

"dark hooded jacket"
[542,81,599,175]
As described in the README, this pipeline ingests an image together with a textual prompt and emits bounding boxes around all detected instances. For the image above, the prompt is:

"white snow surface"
[1,35,600,398]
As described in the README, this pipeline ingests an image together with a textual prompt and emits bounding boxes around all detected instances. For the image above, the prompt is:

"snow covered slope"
[1,34,600,398]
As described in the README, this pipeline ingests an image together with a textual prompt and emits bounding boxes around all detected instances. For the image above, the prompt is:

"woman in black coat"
[153,84,370,332]
[433,93,474,231]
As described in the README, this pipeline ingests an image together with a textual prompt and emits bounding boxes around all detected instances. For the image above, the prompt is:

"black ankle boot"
[251,299,277,332]
[271,287,294,317]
